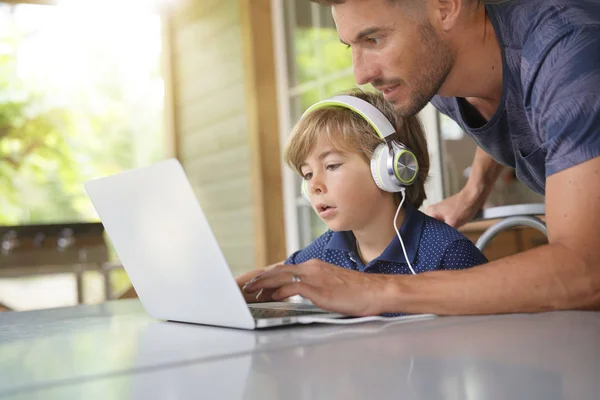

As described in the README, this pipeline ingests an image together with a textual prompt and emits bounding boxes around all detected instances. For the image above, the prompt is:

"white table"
[1,300,599,399]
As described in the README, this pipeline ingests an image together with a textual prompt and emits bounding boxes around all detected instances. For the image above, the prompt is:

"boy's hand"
[242,259,396,316]
[236,261,284,303]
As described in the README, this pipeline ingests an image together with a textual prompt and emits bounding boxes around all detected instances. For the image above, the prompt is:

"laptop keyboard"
[250,307,324,319]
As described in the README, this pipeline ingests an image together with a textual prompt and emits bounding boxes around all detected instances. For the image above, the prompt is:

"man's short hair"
[284,88,430,208]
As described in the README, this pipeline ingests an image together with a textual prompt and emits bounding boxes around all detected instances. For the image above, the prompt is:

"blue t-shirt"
[285,204,487,273]
[431,0,600,194]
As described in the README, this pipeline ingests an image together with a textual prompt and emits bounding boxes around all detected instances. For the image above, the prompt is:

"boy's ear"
[301,179,311,204]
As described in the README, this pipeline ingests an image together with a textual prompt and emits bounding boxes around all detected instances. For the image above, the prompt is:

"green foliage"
[0,3,163,305]
[0,5,164,228]
[295,27,356,109]
[0,59,79,224]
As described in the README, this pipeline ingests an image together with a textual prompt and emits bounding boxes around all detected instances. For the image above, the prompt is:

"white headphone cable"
[395,188,416,275]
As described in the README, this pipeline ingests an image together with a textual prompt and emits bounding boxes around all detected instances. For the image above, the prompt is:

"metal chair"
[473,204,547,252]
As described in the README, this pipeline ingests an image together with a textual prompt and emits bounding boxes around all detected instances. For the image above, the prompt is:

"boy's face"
[300,135,394,232]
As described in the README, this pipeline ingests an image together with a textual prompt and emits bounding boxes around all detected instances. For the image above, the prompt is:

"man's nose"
[353,50,379,86]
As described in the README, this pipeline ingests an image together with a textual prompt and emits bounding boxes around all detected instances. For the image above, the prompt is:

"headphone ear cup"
[370,143,403,192]
[393,146,419,186]
[300,179,310,203]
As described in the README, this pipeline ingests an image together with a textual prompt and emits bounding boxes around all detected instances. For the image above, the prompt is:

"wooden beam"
[240,0,286,267]
[1,0,58,5]
[160,12,179,159]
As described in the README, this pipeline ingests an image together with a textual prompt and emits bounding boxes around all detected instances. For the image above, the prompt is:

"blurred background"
[0,0,544,313]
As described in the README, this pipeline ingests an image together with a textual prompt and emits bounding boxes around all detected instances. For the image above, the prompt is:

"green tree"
[0,3,163,300]
[0,51,79,225]
[0,4,163,226]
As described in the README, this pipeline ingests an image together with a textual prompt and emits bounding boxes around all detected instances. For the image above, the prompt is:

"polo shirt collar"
[325,204,425,264]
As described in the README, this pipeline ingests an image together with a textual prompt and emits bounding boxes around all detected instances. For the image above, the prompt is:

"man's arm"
[243,157,600,315]
[426,147,504,228]
[383,156,600,314]
[467,147,506,204]
[411,24,600,314]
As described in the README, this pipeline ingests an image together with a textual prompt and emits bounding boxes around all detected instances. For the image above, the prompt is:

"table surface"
[1,300,599,400]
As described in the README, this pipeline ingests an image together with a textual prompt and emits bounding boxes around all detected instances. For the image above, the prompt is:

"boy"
[239,89,486,302]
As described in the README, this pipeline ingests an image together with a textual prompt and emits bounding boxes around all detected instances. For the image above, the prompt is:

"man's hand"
[242,259,396,316]
[425,188,482,228]
[427,148,504,228]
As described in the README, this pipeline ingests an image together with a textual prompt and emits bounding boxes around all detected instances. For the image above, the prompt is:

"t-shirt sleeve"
[439,239,487,270]
[528,26,600,176]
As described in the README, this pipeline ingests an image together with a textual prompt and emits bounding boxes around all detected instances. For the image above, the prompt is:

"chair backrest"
[472,204,547,252]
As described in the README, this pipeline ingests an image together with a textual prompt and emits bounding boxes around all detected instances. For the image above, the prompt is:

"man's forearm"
[464,147,505,204]
[383,243,600,315]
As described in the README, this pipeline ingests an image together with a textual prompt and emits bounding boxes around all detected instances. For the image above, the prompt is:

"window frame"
[271,0,443,253]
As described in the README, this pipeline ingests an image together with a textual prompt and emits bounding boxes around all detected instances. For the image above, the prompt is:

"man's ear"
[428,0,464,32]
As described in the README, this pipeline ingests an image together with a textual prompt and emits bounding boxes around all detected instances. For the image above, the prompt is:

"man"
[243,0,600,315]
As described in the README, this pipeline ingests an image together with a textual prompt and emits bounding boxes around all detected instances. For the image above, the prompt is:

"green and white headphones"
[300,95,419,202]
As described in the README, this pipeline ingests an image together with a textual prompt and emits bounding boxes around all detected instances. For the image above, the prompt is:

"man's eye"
[367,37,380,45]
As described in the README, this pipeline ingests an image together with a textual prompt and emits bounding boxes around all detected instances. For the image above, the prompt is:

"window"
[272,0,442,254]
[274,1,354,251]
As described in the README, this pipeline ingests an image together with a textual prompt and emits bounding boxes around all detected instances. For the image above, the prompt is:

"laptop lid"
[85,159,256,329]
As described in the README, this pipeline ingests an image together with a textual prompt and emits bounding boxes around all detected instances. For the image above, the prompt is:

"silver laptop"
[84,158,344,329]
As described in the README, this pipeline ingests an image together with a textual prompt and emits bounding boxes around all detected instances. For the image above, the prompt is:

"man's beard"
[391,22,454,117]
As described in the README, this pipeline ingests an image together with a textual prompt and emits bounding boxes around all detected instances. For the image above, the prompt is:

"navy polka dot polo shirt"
[285,204,488,274]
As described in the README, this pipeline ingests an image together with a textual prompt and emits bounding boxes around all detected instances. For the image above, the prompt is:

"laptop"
[84,158,345,329]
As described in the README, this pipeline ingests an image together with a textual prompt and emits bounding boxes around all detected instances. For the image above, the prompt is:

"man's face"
[300,135,393,232]
[333,0,455,116]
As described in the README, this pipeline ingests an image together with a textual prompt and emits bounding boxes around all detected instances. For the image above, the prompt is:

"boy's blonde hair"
[284,88,430,208]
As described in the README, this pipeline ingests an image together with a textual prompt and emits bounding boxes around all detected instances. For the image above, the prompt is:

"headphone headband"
[299,94,419,199]
[301,95,396,141]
